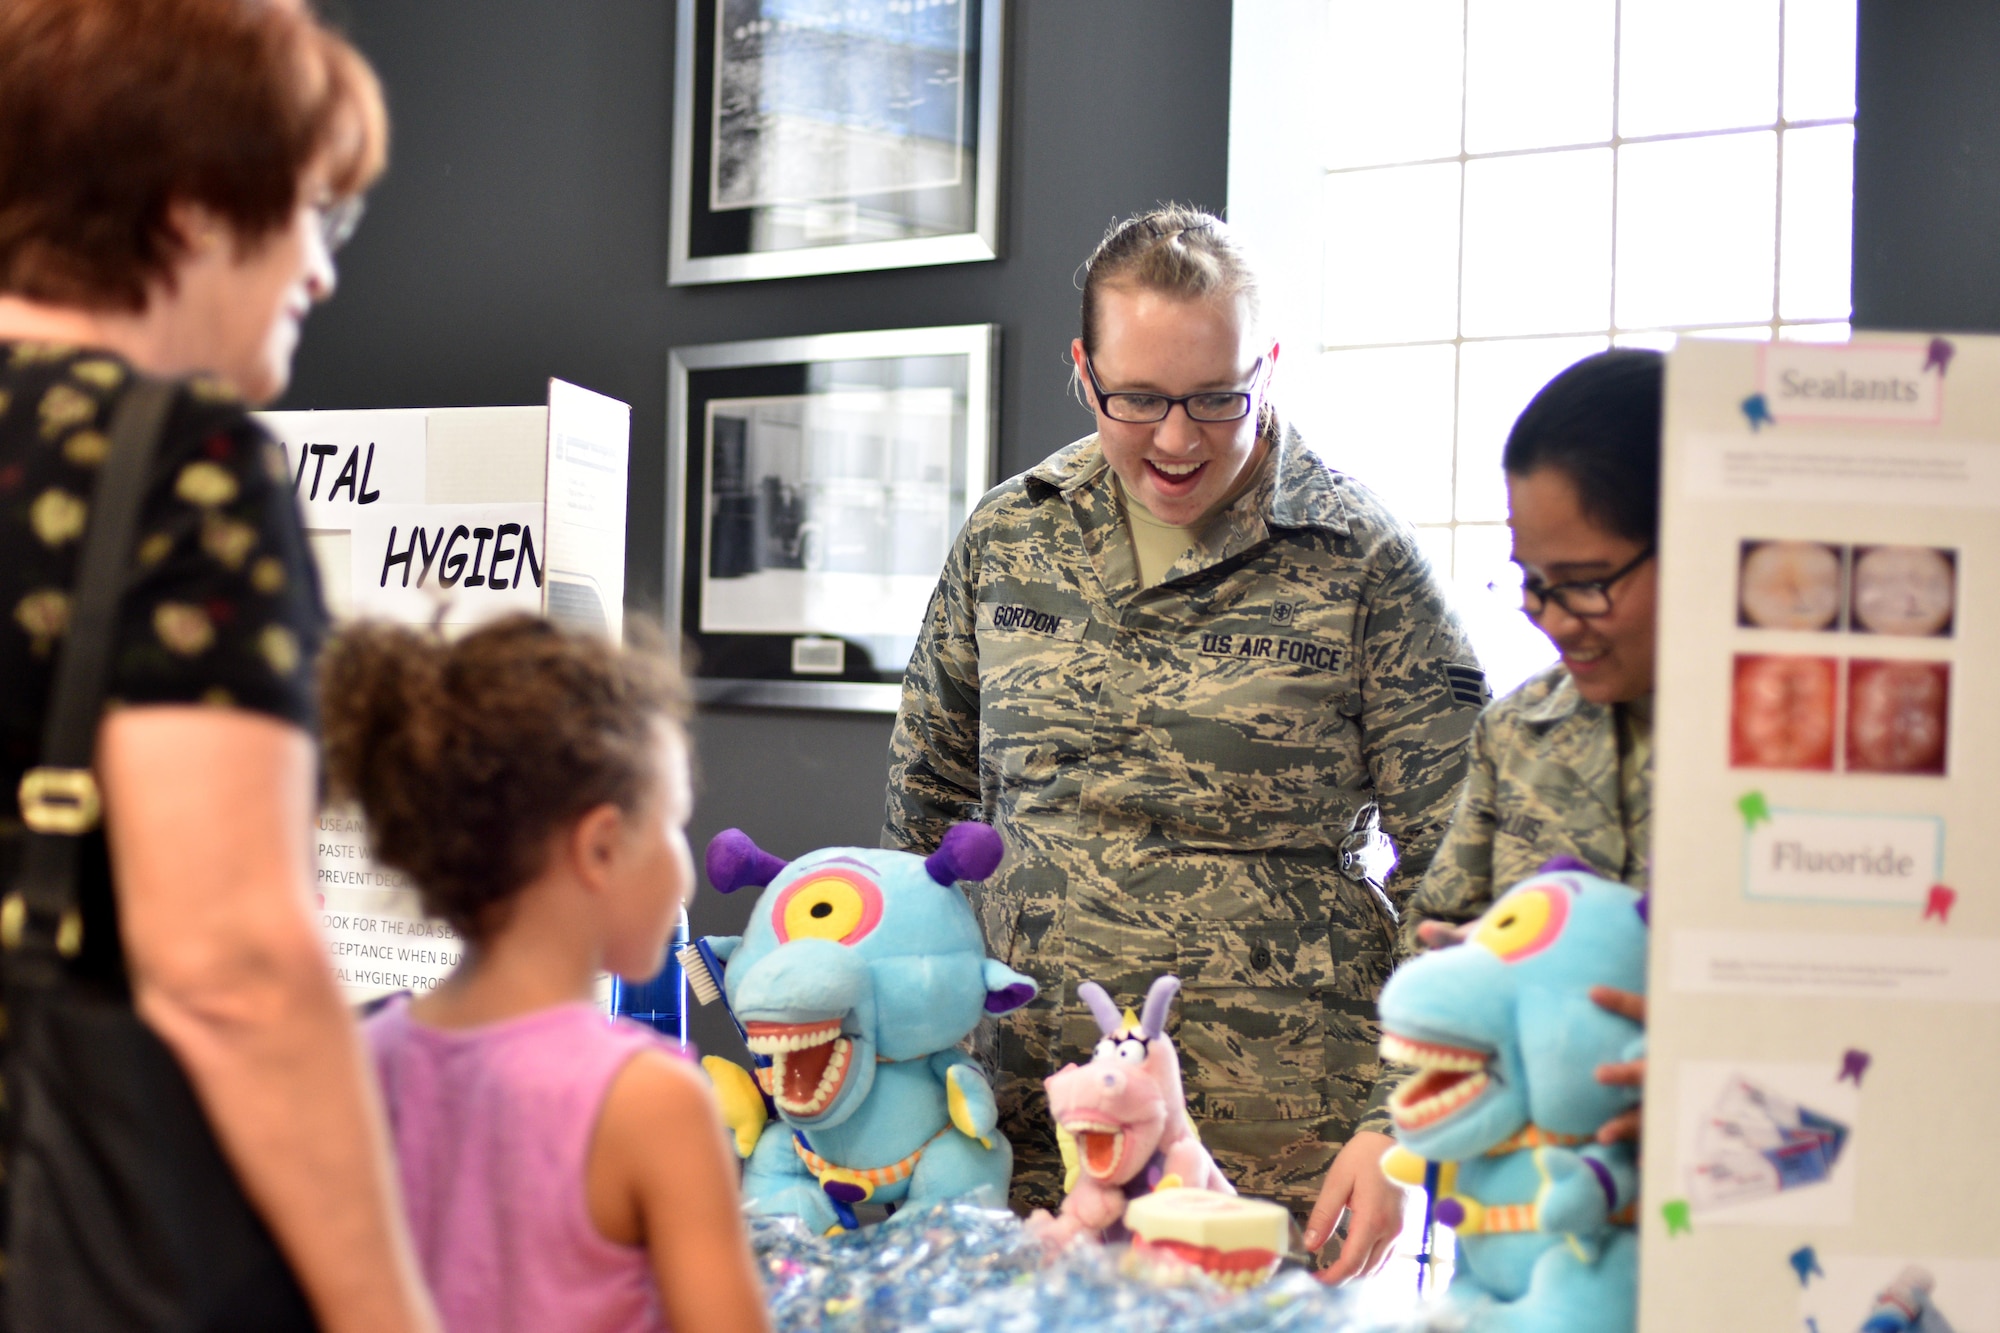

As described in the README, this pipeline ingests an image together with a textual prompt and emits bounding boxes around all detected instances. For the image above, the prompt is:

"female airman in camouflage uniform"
[884,207,1487,1280]
[1405,351,1662,935]
[1401,350,1663,1150]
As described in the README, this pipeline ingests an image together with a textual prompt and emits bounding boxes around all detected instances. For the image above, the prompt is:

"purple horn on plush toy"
[924,821,1005,886]
[1537,856,1595,876]
[705,828,789,894]
[1078,981,1123,1037]
[1137,975,1181,1040]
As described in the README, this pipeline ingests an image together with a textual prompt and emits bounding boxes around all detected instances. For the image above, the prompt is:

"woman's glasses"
[314,195,367,255]
[1516,546,1656,619]
[1082,355,1263,424]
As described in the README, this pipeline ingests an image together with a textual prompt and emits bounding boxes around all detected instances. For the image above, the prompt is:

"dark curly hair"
[319,616,691,940]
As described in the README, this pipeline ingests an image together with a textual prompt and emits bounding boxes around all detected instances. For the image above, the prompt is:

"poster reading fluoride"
[1641,335,2000,1330]
[259,382,630,1001]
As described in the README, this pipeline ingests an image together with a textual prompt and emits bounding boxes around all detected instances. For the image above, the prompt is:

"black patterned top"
[0,342,327,987]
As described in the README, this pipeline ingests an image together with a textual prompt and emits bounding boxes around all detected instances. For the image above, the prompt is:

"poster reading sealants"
[1641,335,2000,1331]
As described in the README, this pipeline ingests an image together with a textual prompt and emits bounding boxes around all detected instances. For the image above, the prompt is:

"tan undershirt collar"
[1116,443,1274,588]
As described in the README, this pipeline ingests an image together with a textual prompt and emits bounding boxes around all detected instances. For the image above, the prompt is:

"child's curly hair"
[319,615,691,940]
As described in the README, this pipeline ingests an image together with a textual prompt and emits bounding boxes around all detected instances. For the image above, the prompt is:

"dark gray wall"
[287,1,1232,1058]
[1853,0,2000,331]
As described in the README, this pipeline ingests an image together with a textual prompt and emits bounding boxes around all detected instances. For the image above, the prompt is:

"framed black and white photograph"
[668,0,1005,285]
[667,325,999,709]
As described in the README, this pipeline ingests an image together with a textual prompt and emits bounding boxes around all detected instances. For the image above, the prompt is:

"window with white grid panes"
[1250,0,1856,697]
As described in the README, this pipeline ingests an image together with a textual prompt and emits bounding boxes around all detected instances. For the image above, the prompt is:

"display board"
[258,379,630,1001]
[1643,335,2000,1330]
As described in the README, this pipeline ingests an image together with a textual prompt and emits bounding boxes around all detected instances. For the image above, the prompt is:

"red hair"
[0,0,388,312]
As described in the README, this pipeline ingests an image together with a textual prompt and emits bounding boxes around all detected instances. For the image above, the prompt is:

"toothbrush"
[679,937,777,1115]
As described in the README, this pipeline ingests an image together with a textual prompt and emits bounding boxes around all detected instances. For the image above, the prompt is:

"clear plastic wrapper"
[749,1199,1453,1332]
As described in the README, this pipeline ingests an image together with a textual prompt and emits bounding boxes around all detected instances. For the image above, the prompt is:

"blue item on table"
[609,908,688,1044]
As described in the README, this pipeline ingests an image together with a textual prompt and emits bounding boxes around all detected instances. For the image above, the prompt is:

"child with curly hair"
[320,615,768,1333]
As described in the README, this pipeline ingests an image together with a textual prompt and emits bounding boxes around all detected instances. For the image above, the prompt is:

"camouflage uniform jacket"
[1405,662,1653,945]
[883,425,1487,1213]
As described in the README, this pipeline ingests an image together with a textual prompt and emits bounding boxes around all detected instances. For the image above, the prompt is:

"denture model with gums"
[1123,1188,1291,1291]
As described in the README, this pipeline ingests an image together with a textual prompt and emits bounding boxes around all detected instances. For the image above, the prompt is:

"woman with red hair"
[0,2,434,1328]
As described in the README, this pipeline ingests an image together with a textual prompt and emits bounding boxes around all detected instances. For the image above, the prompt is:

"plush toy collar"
[1484,1123,1589,1156]
[793,1127,949,1204]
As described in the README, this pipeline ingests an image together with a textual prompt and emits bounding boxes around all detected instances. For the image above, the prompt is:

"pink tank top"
[366,997,675,1333]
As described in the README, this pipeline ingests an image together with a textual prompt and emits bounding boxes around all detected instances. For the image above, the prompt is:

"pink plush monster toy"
[1038,976,1233,1242]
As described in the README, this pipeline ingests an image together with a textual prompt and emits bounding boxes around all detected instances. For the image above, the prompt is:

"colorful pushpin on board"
[1742,393,1774,431]
[1737,790,1771,829]
[1924,883,1957,924]
[1925,336,1956,377]
[1839,1049,1872,1086]
[1662,1199,1692,1236]
[1790,1244,1824,1287]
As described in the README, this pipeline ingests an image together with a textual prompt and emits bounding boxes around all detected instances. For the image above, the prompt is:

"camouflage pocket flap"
[1178,920,1334,993]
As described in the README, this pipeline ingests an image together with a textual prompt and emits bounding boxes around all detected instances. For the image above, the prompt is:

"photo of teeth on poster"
[256,379,630,1002]
[1642,334,2000,1331]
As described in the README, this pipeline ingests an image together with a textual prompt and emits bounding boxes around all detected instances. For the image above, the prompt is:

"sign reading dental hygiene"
[1642,336,2000,1331]
[349,502,546,625]
[262,408,427,527]
[257,380,631,1002]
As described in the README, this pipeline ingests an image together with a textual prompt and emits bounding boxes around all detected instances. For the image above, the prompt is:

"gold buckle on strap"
[0,894,82,957]
[18,766,101,835]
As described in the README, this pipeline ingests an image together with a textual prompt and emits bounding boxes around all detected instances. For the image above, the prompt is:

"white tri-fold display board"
[1644,335,2000,1329]
[257,379,630,1002]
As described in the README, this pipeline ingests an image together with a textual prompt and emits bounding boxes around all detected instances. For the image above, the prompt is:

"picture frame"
[667,325,1000,711]
[668,0,1006,285]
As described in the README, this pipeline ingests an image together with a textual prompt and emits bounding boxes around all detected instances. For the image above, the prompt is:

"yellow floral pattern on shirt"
[153,602,215,657]
[4,346,325,767]
[200,514,259,570]
[69,359,125,391]
[175,461,239,508]
[62,430,109,466]
[39,383,96,438]
[29,489,86,546]
[14,589,70,655]
[250,556,287,595]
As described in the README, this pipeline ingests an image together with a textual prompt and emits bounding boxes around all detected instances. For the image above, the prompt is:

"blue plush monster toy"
[692,823,1037,1235]
[1377,866,1647,1332]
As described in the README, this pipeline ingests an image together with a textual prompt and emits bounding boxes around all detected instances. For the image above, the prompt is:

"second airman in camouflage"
[1406,350,1664,943]
[1404,663,1651,944]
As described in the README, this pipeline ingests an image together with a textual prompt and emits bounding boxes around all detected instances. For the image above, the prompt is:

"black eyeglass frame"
[1519,545,1656,620]
[1081,355,1265,424]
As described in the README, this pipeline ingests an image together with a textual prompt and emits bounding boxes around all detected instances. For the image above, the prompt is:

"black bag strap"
[8,377,177,986]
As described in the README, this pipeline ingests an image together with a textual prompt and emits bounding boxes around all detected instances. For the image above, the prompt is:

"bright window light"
[1230,0,1856,697]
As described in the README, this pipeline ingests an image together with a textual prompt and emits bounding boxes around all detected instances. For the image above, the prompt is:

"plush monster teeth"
[764,1032,854,1117]
[1381,1032,1489,1072]
[1389,1069,1492,1130]
[744,1021,841,1056]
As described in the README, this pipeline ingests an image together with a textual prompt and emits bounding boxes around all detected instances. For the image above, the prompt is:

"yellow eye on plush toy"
[1473,883,1570,963]
[773,864,884,945]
